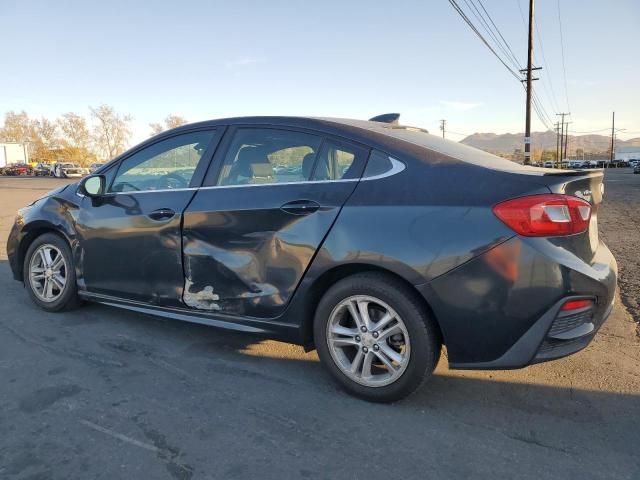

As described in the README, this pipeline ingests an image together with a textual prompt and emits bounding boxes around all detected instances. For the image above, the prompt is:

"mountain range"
[460,131,640,154]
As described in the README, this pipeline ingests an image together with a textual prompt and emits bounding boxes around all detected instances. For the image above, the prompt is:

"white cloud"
[225,56,267,69]
[440,100,483,111]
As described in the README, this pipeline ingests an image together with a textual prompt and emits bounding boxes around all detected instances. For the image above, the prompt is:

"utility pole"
[556,112,569,165]
[439,119,446,139]
[563,122,571,162]
[555,122,560,167]
[522,0,535,165]
[609,111,615,166]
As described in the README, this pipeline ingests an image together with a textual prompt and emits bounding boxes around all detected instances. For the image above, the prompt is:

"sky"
[1,0,638,144]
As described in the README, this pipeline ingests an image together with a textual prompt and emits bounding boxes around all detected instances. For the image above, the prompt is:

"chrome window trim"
[361,156,405,181]
[107,187,199,195]
[198,178,358,190]
[87,156,403,195]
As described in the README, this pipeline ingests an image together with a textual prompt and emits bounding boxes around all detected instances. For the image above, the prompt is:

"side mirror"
[81,175,106,197]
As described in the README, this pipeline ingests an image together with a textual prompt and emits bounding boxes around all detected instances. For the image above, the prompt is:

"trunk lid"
[538,170,604,261]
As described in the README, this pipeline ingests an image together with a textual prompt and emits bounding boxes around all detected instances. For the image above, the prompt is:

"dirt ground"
[598,168,640,329]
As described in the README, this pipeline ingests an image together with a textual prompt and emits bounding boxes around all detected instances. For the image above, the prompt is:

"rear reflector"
[492,194,591,237]
[561,299,594,311]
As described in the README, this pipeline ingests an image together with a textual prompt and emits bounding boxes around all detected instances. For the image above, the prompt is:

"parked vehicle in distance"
[634,164,640,174]
[34,163,52,176]
[52,162,84,178]
[3,163,33,176]
[6,116,617,402]
[543,161,554,168]
[89,163,106,173]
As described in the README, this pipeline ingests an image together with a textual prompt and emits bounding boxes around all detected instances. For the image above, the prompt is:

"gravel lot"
[0,171,638,480]
[598,169,640,328]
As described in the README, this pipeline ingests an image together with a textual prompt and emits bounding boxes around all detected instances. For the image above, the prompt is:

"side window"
[217,128,322,186]
[362,150,405,179]
[311,141,357,181]
[110,131,215,192]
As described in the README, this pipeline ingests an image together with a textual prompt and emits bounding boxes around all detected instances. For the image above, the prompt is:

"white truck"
[0,143,29,170]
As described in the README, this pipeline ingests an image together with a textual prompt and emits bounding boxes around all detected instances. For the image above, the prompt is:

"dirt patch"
[597,169,640,334]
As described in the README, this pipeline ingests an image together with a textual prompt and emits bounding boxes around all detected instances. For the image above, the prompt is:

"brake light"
[561,299,594,311]
[492,194,591,237]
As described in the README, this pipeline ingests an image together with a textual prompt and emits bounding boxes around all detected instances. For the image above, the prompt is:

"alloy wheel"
[29,244,67,302]
[326,295,411,387]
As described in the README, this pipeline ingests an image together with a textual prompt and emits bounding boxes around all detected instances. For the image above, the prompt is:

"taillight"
[492,194,591,237]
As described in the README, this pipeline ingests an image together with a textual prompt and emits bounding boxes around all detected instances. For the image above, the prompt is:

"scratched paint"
[183,279,221,311]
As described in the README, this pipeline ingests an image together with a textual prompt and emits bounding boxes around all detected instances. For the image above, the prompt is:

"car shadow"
[2,258,639,462]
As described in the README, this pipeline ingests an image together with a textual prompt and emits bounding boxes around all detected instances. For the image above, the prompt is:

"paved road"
[0,173,639,480]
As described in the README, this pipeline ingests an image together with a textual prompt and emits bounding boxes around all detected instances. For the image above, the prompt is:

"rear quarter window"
[362,151,405,179]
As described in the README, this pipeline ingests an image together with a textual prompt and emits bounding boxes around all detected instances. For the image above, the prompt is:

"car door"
[75,129,221,306]
[181,126,369,317]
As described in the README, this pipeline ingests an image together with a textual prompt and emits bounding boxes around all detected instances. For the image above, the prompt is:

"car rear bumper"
[416,236,617,369]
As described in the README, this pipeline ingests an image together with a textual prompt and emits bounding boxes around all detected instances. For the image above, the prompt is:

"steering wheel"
[157,172,188,189]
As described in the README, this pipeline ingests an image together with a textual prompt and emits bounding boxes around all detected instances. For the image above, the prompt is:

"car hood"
[28,184,71,206]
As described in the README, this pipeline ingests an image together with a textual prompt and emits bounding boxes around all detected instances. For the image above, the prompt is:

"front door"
[75,129,219,306]
[181,126,368,317]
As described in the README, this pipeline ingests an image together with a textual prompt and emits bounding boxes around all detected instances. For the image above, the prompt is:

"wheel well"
[300,263,444,350]
[16,228,69,281]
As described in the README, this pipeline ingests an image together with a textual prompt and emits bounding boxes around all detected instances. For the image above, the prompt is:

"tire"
[23,233,80,312]
[314,272,441,403]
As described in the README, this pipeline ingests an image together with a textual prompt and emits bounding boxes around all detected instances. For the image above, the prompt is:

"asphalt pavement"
[0,172,638,480]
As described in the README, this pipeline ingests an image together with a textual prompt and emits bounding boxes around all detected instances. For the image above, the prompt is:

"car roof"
[169,116,542,175]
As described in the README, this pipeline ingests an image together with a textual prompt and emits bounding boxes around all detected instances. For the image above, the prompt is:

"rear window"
[380,128,535,172]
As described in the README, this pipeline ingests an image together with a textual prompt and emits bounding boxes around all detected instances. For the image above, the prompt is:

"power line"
[448,0,555,135]
[533,12,561,113]
[516,0,561,124]
[476,0,523,69]
[557,0,571,113]
[461,0,521,71]
[448,0,522,80]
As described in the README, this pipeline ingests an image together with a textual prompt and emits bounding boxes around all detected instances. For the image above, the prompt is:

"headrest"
[302,153,316,178]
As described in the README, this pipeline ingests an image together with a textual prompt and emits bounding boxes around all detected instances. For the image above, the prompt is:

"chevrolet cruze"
[7,116,617,402]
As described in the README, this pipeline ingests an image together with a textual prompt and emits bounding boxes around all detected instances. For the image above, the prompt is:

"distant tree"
[149,114,188,136]
[532,147,543,162]
[541,149,556,161]
[57,112,95,165]
[90,105,132,160]
[59,112,91,150]
[31,118,61,162]
[0,111,35,147]
[0,112,63,162]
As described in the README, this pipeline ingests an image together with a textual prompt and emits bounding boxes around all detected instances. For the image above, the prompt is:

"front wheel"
[314,272,441,403]
[23,233,80,312]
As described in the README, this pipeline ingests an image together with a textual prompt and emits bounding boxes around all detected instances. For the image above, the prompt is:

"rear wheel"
[23,233,80,312]
[314,272,441,402]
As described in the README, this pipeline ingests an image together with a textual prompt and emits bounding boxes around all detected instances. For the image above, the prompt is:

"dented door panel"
[182,182,358,317]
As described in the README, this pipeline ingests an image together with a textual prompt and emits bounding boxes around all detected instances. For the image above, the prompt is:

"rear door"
[181,126,369,317]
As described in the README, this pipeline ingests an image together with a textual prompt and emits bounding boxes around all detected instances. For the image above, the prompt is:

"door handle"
[148,208,176,221]
[280,200,321,215]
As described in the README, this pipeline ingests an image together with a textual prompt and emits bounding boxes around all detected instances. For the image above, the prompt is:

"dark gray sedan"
[7,116,617,402]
